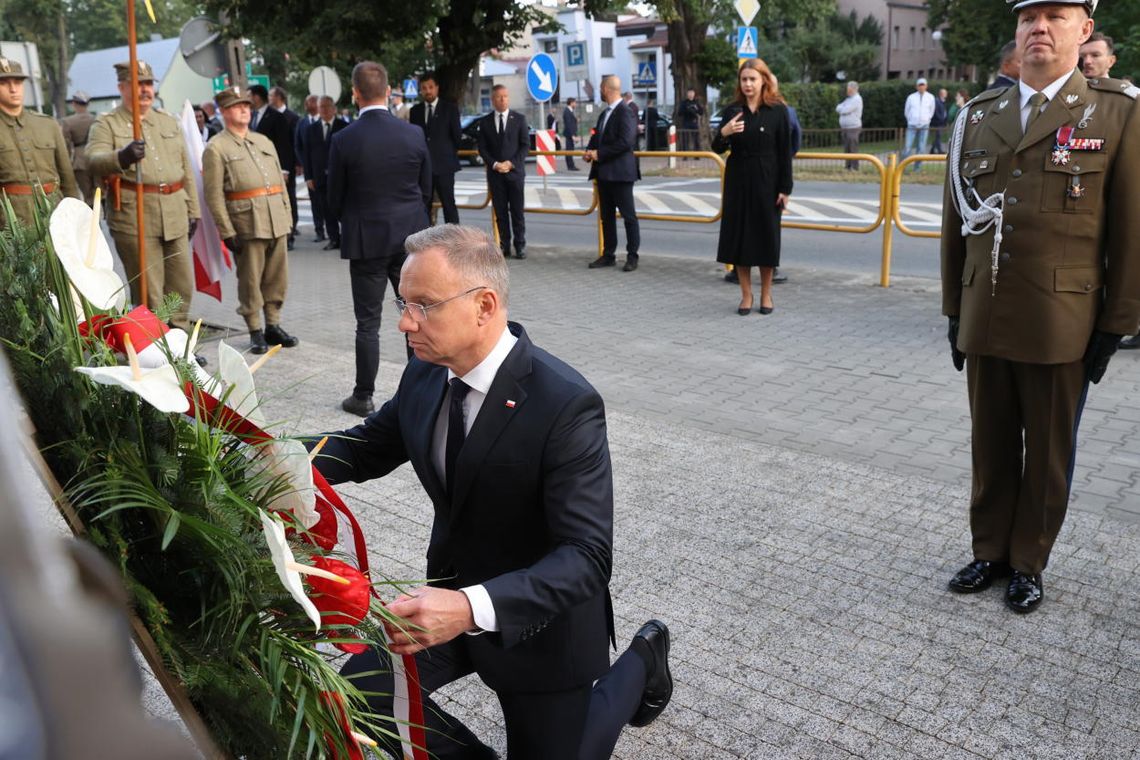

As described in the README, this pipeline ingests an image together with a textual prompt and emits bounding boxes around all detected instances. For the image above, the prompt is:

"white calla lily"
[264,439,319,530]
[217,340,265,427]
[49,196,127,311]
[74,334,190,414]
[259,510,348,632]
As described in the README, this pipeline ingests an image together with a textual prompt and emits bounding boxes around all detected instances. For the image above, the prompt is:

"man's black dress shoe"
[948,560,1010,593]
[772,269,788,284]
[322,241,340,251]
[249,330,269,355]
[194,354,208,367]
[313,232,327,242]
[622,257,639,272]
[1006,571,1044,613]
[588,256,616,269]
[724,269,738,284]
[1120,334,1140,349]
[264,324,299,348]
[341,395,374,417]
[629,620,672,728]
[514,248,527,260]
[287,237,295,251]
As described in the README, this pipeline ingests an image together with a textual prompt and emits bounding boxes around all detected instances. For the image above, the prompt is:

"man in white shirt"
[903,77,936,169]
[315,224,673,759]
[836,80,863,171]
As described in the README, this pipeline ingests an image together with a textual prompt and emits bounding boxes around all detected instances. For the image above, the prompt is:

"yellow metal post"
[880,153,897,288]
[490,206,500,248]
[594,181,604,258]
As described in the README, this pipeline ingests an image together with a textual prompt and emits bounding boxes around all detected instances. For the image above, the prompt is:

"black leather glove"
[224,237,241,256]
[1084,330,1122,384]
[187,218,198,240]
[947,316,965,372]
[116,140,146,169]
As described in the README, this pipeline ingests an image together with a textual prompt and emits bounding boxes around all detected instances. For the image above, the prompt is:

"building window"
[601,38,614,58]
[892,26,899,49]
[543,39,558,54]
[920,27,926,49]
[909,27,916,50]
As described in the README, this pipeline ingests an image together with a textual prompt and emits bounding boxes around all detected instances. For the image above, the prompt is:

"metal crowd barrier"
[453,148,949,287]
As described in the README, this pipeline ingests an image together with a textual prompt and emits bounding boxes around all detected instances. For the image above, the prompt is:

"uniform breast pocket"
[1042,153,1106,214]
[960,157,998,196]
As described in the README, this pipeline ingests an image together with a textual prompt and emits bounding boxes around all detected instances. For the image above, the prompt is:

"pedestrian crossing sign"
[632,61,657,88]
[737,26,758,59]
[403,78,418,99]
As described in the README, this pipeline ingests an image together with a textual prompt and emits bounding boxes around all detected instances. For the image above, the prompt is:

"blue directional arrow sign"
[527,52,558,103]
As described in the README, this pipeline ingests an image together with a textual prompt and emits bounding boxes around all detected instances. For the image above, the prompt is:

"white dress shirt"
[358,104,388,116]
[598,100,620,134]
[430,326,519,632]
[1018,70,1074,131]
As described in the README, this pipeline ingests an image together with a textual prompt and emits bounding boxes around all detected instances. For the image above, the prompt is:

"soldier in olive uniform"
[86,61,199,330]
[60,91,97,205]
[942,0,1140,613]
[202,88,299,355]
[0,57,79,230]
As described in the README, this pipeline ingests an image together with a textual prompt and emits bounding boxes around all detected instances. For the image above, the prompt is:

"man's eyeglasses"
[394,286,487,322]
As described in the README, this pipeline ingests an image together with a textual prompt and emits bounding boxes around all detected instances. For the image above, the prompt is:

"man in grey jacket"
[836,81,863,171]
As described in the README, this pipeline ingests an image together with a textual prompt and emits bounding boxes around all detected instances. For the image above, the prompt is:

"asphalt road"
[450,169,944,280]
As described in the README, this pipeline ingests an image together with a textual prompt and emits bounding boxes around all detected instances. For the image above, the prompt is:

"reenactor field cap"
[215,86,253,109]
[0,57,29,80]
[114,60,156,82]
[1008,0,1097,14]
[69,90,90,104]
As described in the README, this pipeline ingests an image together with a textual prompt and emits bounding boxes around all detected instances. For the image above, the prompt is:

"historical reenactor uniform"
[86,61,199,329]
[942,0,1140,612]
[0,57,79,230]
[59,91,97,205]
[202,87,298,354]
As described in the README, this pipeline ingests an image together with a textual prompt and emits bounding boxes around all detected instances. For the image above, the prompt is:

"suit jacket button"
[1085,283,1093,291]
[1011,169,1022,178]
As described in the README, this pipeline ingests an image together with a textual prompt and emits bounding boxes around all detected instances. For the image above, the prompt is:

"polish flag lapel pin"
[505,399,517,409]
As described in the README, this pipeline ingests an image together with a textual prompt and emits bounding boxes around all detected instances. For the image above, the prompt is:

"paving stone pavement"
[28,234,1140,758]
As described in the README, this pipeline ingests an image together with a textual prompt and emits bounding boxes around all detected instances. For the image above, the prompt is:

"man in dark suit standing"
[294,94,324,241]
[585,75,642,272]
[562,97,580,170]
[409,72,462,225]
[251,84,299,249]
[314,224,673,759]
[987,40,1021,91]
[302,95,347,251]
[477,85,529,260]
[327,61,431,417]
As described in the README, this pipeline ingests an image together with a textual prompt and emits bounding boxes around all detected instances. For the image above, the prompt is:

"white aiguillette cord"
[947,107,1005,295]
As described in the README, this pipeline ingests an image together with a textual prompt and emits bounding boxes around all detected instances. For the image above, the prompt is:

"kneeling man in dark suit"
[315,225,672,759]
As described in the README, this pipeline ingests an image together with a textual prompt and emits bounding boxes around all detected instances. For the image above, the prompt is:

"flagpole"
[126,0,147,307]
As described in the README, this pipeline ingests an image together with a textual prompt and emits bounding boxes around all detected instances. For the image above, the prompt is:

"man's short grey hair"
[847,81,859,92]
[319,95,335,107]
[404,225,510,308]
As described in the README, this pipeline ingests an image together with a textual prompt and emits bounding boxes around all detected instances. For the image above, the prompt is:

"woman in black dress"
[713,59,793,315]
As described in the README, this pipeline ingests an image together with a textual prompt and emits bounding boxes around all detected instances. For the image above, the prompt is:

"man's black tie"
[427,102,434,129]
[445,378,470,496]
[499,113,505,135]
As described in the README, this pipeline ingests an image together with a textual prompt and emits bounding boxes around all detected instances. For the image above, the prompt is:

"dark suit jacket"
[316,323,615,693]
[326,108,431,261]
[476,110,529,181]
[562,107,578,138]
[256,107,296,172]
[586,102,640,183]
[987,73,1019,92]
[409,99,462,175]
[294,114,318,175]
[302,118,347,185]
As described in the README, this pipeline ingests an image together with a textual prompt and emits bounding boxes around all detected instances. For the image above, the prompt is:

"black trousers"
[286,168,299,233]
[597,180,639,260]
[314,182,338,244]
[489,173,525,253]
[341,637,647,759]
[432,172,460,225]
[349,254,405,399]
[564,135,577,169]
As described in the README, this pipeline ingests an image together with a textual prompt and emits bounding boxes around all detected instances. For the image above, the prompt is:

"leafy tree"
[927,0,1015,83]
[1095,0,1140,80]
[779,11,881,83]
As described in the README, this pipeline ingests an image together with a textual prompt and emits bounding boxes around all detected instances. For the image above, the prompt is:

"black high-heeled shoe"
[737,299,753,316]
[758,303,774,315]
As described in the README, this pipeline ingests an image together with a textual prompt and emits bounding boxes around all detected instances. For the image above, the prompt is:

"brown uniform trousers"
[941,72,1140,574]
[60,112,97,205]
[201,129,292,331]
[86,107,199,329]
[0,109,80,230]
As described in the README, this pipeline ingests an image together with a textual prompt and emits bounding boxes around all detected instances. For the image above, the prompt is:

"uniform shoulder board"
[964,88,1003,109]
[1087,77,1140,100]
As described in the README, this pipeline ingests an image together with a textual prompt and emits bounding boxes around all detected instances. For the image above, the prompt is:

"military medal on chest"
[1052,126,1073,165]
[970,109,985,124]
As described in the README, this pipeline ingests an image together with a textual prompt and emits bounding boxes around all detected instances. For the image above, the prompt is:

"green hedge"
[771,80,987,130]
